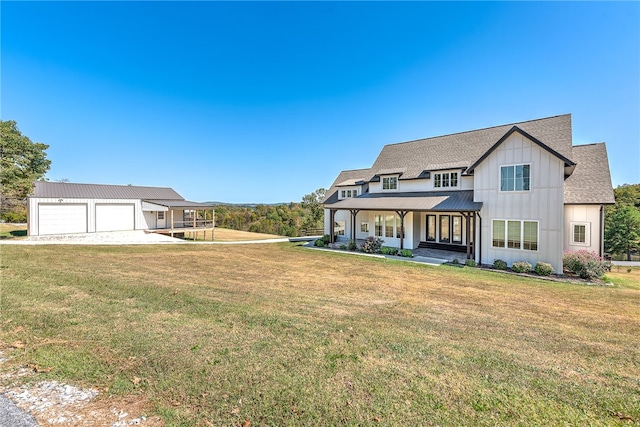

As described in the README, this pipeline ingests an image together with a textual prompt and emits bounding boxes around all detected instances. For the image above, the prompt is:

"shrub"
[465,259,477,267]
[400,249,413,258]
[381,246,398,256]
[534,262,554,276]
[320,234,331,245]
[493,259,507,270]
[361,236,383,254]
[563,250,610,280]
[348,241,358,251]
[314,239,325,247]
[511,261,532,273]
[339,244,347,250]
[451,258,460,265]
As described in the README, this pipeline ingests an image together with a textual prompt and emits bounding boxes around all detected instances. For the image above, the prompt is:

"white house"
[323,114,615,272]
[27,182,215,237]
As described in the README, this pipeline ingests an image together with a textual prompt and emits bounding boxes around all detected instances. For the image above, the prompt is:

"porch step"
[418,241,470,253]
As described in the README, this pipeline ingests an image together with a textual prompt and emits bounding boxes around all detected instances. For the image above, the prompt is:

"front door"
[157,211,166,229]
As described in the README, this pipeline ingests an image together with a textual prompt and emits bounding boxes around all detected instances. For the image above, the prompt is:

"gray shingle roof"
[369,114,573,180]
[564,143,615,204]
[323,168,372,204]
[329,191,482,212]
[32,182,184,200]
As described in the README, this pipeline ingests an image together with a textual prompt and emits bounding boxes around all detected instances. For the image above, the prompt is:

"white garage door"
[95,204,135,232]
[38,204,88,235]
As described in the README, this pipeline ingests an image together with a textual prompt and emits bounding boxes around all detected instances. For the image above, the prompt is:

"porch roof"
[142,199,216,210]
[326,190,482,212]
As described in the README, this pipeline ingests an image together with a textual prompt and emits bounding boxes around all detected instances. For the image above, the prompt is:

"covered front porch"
[326,191,482,260]
[142,200,216,240]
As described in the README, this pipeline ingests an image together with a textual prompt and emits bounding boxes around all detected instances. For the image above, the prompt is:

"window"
[434,172,459,188]
[571,222,590,246]
[341,190,346,198]
[426,215,436,241]
[385,215,394,238]
[450,172,458,187]
[439,216,450,243]
[492,219,538,251]
[492,220,505,247]
[452,216,462,243]
[375,215,383,237]
[500,164,530,191]
[360,222,369,233]
[396,216,404,239]
[523,221,538,250]
[335,221,345,236]
[157,211,165,220]
[507,220,521,249]
[382,176,398,190]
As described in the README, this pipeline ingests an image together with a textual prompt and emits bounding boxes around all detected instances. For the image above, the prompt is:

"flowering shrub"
[563,250,610,280]
[534,262,554,276]
[512,261,532,273]
[361,236,383,253]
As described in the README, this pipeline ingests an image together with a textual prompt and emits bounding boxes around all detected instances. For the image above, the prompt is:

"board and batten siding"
[28,198,149,236]
[563,204,603,254]
[473,132,565,272]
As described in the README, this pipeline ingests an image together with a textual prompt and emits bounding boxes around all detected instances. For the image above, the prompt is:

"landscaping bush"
[400,249,413,258]
[563,250,610,280]
[452,258,460,265]
[534,262,554,276]
[314,239,325,247]
[348,241,358,251]
[465,259,477,267]
[360,236,383,254]
[493,259,507,270]
[511,261,532,273]
[339,244,347,250]
[320,234,331,245]
[381,246,398,256]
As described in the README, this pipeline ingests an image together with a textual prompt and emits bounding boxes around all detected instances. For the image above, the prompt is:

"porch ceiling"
[142,199,216,210]
[326,190,482,212]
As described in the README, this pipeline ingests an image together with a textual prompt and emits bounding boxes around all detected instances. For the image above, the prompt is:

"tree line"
[605,183,640,261]
[214,188,326,237]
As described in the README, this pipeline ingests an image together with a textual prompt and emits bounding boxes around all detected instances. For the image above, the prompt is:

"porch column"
[212,208,215,241]
[170,209,174,237]
[463,212,471,260]
[329,209,336,243]
[349,209,360,243]
[395,210,408,250]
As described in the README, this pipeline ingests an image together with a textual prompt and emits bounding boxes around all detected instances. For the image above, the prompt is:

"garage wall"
[28,198,146,236]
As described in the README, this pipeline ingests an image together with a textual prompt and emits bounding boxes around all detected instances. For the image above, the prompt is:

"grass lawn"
[1,243,639,426]
[208,228,284,242]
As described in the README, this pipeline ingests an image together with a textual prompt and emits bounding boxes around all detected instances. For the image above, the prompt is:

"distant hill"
[204,201,292,208]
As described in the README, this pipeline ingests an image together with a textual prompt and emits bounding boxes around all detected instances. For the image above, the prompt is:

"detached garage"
[28,182,215,237]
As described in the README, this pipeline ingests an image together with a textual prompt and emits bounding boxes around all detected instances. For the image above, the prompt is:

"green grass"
[0,223,27,239]
[1,243,639,426]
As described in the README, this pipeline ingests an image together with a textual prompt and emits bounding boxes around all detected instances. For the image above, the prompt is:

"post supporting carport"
[395,210,408,250]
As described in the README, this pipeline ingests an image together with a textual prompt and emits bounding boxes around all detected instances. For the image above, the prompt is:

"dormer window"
[382,176,398,190]
[434,172,458,188]
[339,188,358,199]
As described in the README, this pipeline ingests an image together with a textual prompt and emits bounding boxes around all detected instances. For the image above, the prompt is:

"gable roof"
[32,182,184,200]
[323,168,371,204]
[368,114,573,180]
[466,125,575,173]
[329,190,482,212]
[564,143,615,204]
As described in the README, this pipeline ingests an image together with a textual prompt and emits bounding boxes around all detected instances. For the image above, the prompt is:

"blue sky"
[2,1,638,203]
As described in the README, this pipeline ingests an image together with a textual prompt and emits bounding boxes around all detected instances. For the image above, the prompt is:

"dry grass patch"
[210,227,284,241]
[1,243,639,426]
[0,223,27,239]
